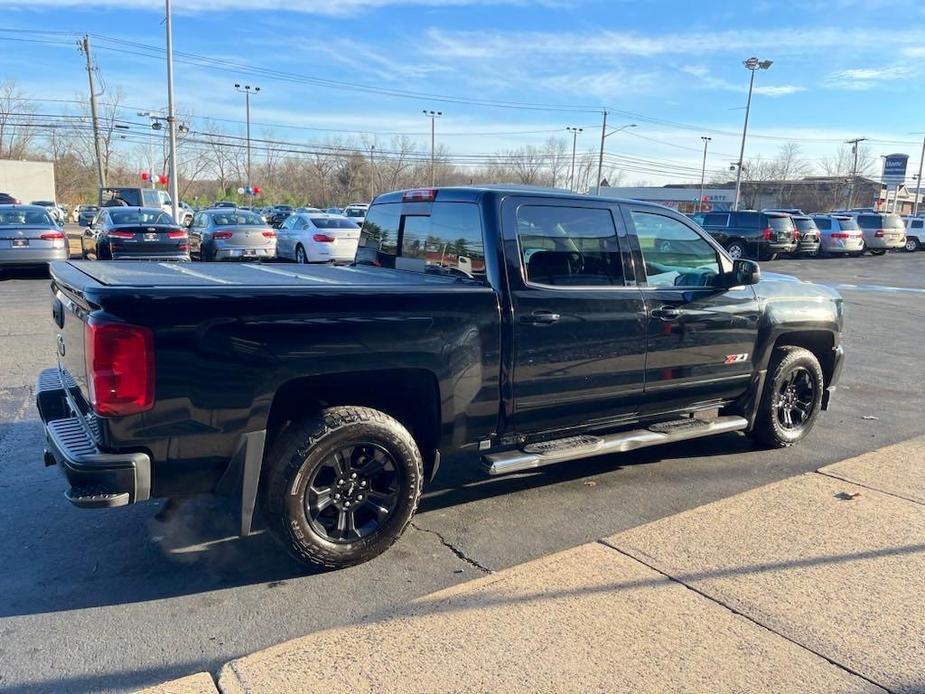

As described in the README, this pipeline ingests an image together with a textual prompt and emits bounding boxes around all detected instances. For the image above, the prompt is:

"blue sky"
[2,0,924,184]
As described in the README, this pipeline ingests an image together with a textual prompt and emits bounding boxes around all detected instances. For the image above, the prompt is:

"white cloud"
[825,65,913,91]
[0,0,575,15]
[681,65,804,98]
[753,85,806,96]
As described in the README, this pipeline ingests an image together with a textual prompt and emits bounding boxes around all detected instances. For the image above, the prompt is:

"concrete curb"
[148,439,924,693]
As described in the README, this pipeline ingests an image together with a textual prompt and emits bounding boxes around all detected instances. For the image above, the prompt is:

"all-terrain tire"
[750,346,824,449]
[262,406,423,569]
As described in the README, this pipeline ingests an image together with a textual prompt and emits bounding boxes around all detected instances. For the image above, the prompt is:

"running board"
[482,415,749,476]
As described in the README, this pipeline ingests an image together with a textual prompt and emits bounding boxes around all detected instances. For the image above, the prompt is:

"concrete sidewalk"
[145,437,925,694]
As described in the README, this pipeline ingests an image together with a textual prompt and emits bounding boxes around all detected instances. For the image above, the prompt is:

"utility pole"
[913,134,925,217]
[164,0,180,222]
[596,110,607,196]
[566,127,583,192]
[369,144,376,202]
[423,110,442,188]
[234,84,260,204]
[845,137,867,209]
[698,136,712,214]
[734,57,773,211]
[80,35,106,190]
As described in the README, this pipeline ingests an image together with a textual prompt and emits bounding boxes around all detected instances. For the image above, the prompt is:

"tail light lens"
[313,233,335,243]
[262,230,276,239]
[40,231,65,240]
[212,230,233,240]
[793,229,800,240]
[84,318,155,416]
[762,227,773,240]
[109,230,135,239]
[831,233,850,239]
[874,229,884,238]
[402,189,437,202]
[178,243,189,252]
[166,229,187,239]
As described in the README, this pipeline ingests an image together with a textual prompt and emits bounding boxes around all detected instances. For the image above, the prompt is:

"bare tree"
[0,80,38,159]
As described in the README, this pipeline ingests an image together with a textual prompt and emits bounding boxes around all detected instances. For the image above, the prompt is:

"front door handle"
[521,310,561,325]
[650,306,682,321]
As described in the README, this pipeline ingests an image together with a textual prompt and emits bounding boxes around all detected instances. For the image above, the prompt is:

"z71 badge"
[724,353,749,364]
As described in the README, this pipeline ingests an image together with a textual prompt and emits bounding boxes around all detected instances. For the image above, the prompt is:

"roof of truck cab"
[371,185,669,208]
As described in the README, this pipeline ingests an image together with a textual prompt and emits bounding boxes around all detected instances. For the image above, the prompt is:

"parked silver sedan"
[189,209,277,261]
[0,205,69,269]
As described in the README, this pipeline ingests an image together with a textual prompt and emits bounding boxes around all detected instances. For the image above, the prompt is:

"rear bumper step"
[482,415,749,476]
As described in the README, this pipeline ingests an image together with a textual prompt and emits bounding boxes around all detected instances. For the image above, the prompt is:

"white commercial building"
[0,159,57,203]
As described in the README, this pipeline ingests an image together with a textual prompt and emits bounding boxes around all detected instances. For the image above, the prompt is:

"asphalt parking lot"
[1,251,924,693]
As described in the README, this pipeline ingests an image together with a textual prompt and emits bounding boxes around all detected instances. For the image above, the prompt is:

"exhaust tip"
[43,449,56,467]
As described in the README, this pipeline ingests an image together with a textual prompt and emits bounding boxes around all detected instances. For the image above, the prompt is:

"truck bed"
[57,259,472,289]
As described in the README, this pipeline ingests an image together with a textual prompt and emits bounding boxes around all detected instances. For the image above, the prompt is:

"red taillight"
[84,319,155,416]
[212,230,233,240]
[313,233,335,243]
[402,189,437,202]
[178,243,189,252]
[109,230,135,239]
[762,227,773,240]
[40,231,65,240]
[874,229,884,238]
[262,230,276,239]
[831,233,850,239]
[793,229,800,240]
[166,229,187,239]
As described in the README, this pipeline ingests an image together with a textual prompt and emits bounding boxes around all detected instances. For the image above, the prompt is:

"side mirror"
[729,259,761,287]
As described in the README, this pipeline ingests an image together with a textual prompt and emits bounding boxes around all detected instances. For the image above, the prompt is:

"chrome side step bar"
[482,415,749,476]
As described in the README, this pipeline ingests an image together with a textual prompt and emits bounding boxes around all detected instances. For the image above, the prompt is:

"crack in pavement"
[410,522,492,574]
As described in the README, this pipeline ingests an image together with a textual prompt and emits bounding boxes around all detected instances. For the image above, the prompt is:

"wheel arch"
[769,331,836,388]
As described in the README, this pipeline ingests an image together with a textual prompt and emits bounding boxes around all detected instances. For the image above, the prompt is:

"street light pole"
[913,134,925,217]
[734,56,773,211]
[566,127,583,192]
[698,136,712,214]
[164,0,180,223]
[369,144,376,202]
[845,137,867,209]
[234,84,260,202]
[423,110,442,188]
[596,118,636,196]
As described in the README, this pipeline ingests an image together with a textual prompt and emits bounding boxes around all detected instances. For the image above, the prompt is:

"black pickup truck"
[36,186,844,569]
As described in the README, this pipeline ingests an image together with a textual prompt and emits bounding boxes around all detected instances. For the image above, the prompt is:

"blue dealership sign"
[882,153,908,185]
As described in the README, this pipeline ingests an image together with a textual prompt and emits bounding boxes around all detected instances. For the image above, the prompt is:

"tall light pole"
[734,56,773,211]
[913,133,925,217]
[698,136,712,213]
[164,0,180,222]
[423,110,442,187]
[596,116,636,195]
[369,144,376,202]
[566,127,583,192]
[235,83,260,201]
[845,137,867,209]
[137,110,156,188]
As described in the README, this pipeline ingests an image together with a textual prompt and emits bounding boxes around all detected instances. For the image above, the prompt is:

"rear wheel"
[726,240,747,260]
[262,406,423,569]
[870,248,887,256]
[750,346,824,448]
[295,245,307,264]
[905,237,920,252]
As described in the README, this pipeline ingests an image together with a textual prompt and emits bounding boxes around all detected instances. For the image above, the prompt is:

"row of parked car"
[76,203,365,264]
[692,209,914,261]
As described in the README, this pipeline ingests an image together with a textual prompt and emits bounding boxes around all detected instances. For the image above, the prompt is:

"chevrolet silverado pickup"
[36,186,844,569]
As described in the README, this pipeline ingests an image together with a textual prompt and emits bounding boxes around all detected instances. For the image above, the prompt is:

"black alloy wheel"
[749,346,824,448]
[304,443,401,543]
[774,366,816,432]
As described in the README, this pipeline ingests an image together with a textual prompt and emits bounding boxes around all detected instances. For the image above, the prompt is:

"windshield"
[110,209,175,225]
[209,211,264,226]
[101,188,143,207]
[32,201,54,207]
[311,217,359,229]
[794,218,818,232]
[0,210,53,225]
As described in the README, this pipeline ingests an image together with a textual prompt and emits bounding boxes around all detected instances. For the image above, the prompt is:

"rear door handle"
[521,310,561,325]
[650,306,682,321]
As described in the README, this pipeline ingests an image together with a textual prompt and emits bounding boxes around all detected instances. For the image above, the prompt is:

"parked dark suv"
[700,211,797,260]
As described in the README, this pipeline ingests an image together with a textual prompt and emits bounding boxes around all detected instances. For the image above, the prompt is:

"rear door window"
[702,213,729,227]
[838,218,860,231]
[794,218,818,233]
[516,205,625,287]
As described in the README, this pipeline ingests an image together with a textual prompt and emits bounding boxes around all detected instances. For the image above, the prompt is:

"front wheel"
[869,248,887,256]
[295,245,308,264]
[750,346,824,448]
[905,237,920,252]
[262,406,423,569]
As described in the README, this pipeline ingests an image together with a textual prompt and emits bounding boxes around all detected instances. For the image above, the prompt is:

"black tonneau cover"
[57,260,470,289]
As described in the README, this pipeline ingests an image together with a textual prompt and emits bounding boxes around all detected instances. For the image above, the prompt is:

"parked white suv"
[342,203,369,226]
[902,216,924,252]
